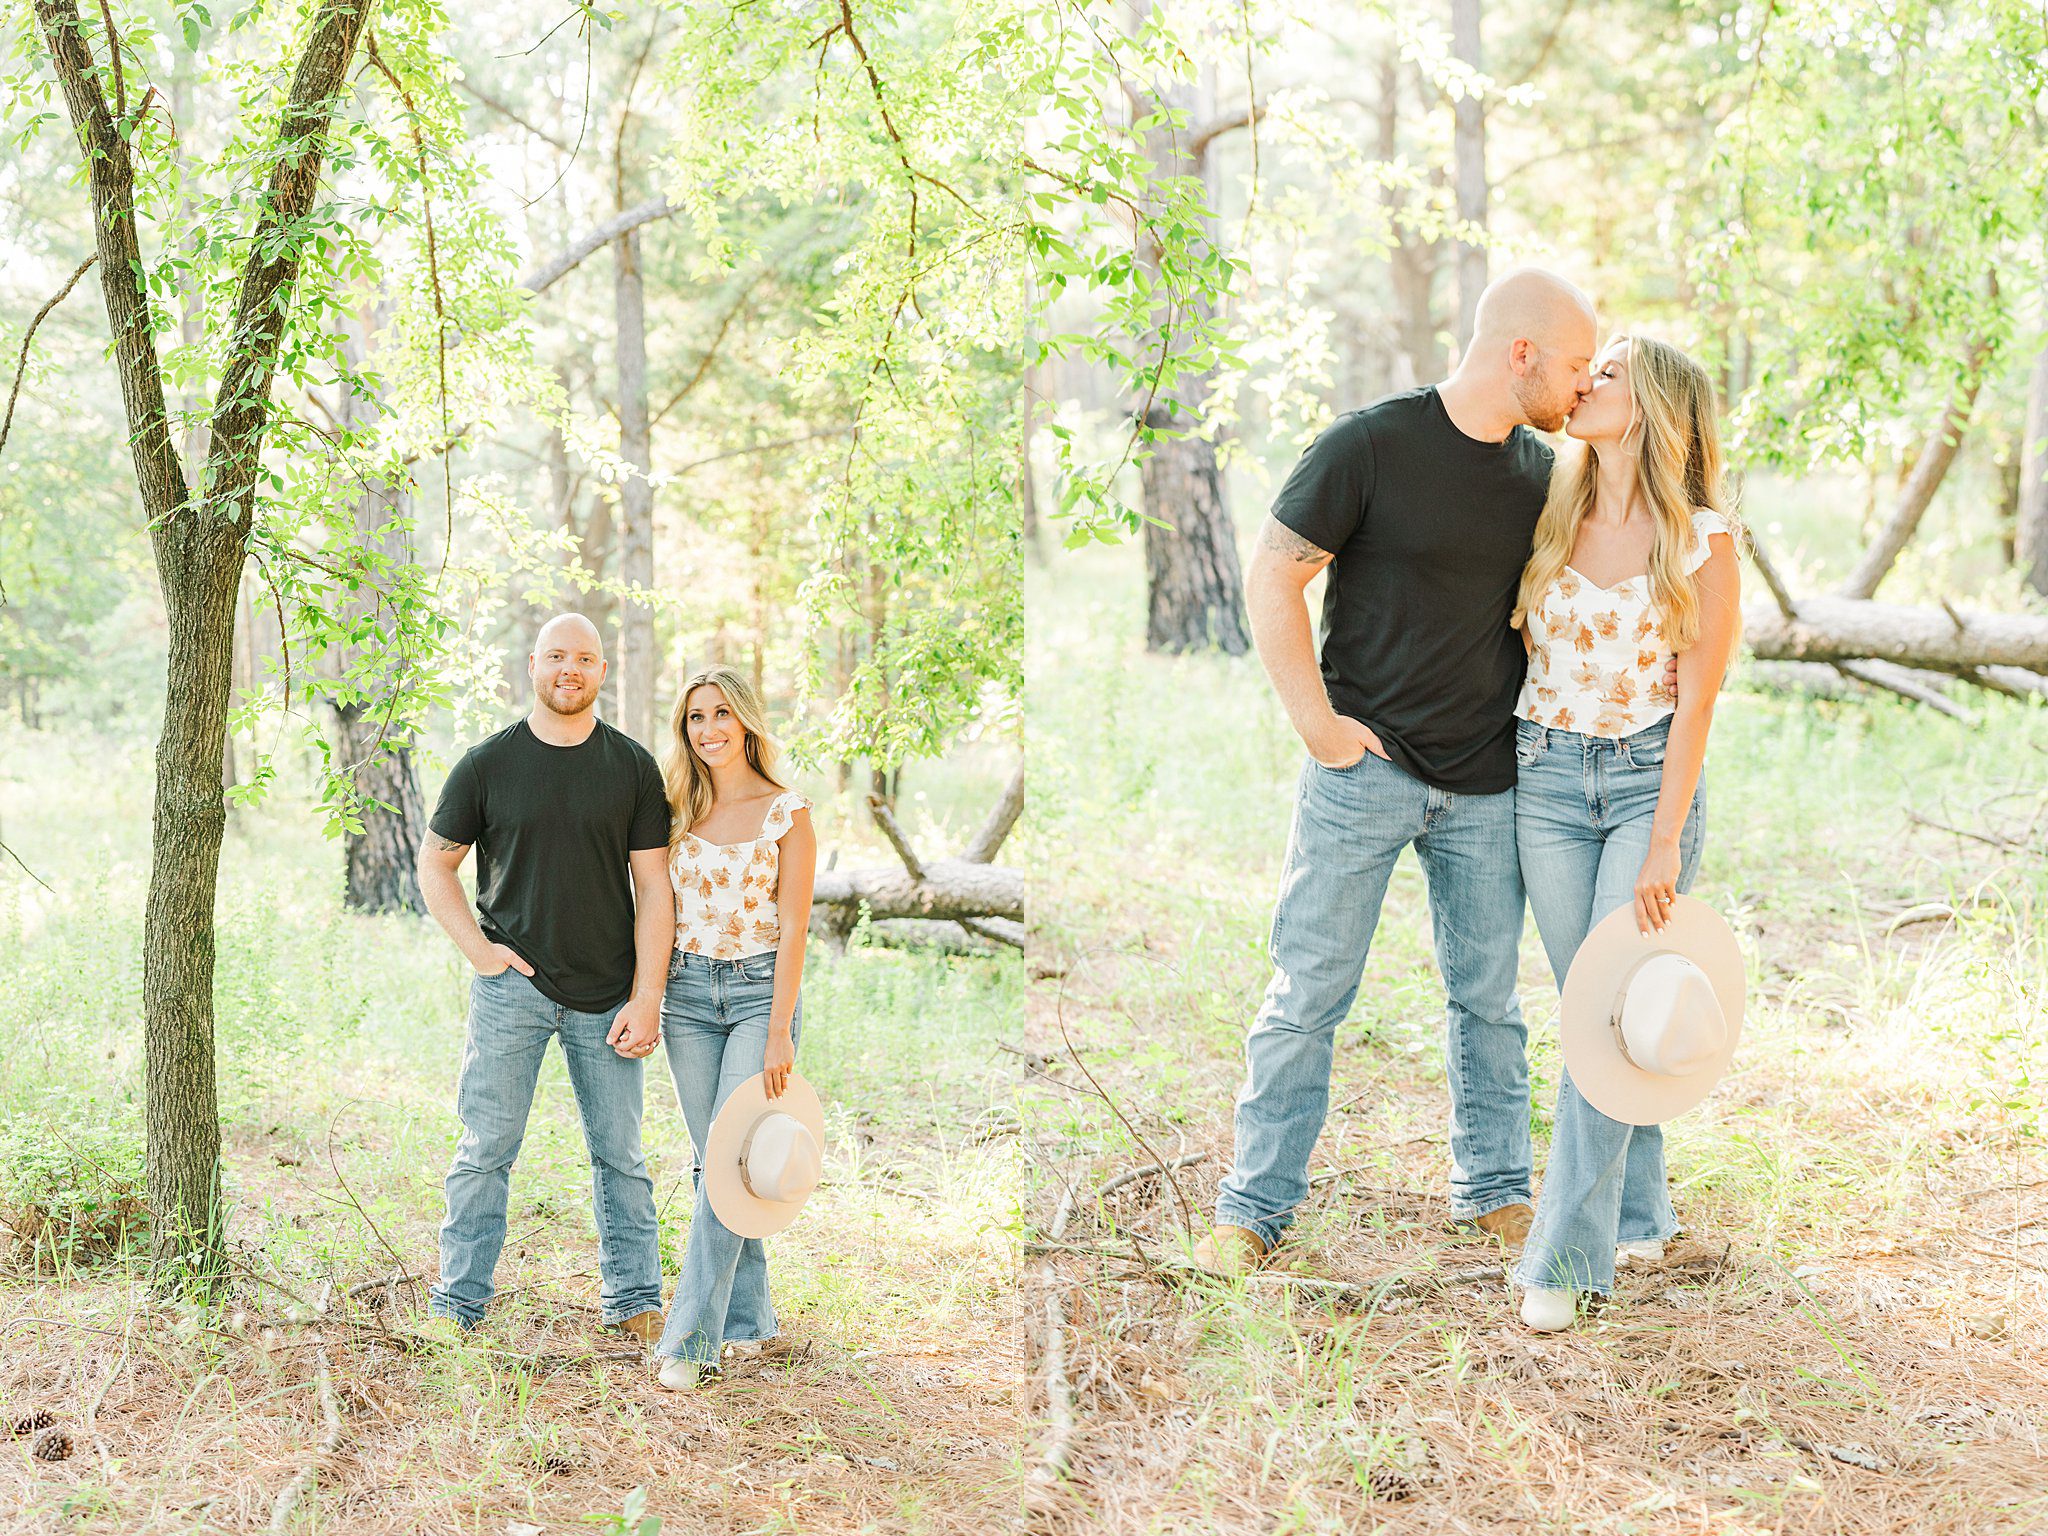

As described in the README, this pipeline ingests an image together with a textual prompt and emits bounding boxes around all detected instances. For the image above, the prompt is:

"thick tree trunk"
[334,700,427,912]
[1449,0,1488,355]
[1838,354,1988,599]
[1745,595,2048,673]
[1141,417,1250,653]
[1136,82,1251,655]
[329,343,427,917]
[614,226,658,746]
[1378,50,1442,386]
[35,0,373,1280]
[2017,319,2048,599]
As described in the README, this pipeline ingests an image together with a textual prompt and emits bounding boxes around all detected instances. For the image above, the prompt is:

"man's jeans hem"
[1211,1201,1289,1252]
[1448,1191,1534,1221]
[427,1296,482,1327]
[600,1293,665,1326]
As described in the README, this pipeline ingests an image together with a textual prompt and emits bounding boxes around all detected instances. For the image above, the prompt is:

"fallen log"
[811,858,1023,925]
[1743,596,2048,675]
[807,769,1025,947]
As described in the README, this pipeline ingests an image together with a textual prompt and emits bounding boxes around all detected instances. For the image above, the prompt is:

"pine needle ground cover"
[1020,546,2048,1536]
[0,733,1025,1535]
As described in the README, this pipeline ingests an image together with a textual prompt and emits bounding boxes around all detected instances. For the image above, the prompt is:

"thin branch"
[1501,0,1577,87]
[1186,101,1266,162]
[867,793,926,881]
[961,762,1024,863]
[266,1346,341,1533]
[453,76,574,153]
[1743,528,1801,622]
[0,253,97,463]
[521,197,679,294]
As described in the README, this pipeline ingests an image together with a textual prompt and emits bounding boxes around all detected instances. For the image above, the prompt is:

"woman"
[1509,335,1742,1331]
[652,665,817,1388]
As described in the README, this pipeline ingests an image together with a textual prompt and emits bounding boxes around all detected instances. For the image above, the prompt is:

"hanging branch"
[0,252,97,464]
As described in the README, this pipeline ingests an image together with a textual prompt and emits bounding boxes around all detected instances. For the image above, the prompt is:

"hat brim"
[1558,895,1745,1126]
[703,1070,826,1238]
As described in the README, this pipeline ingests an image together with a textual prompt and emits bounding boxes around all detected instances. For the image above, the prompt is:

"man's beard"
[1513,370,1572,433]
[536,680,598,717]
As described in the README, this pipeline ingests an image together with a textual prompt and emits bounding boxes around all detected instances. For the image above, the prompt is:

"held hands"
[1307,713,1390,771]
[608,995,663,1059]
[762,1029,795,1099]
[1634,841,1682,936]
[473,943,534,979]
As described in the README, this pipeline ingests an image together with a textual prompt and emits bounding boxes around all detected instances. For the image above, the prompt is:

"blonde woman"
[1509,336,1742,1330]
[650,666,817,1388]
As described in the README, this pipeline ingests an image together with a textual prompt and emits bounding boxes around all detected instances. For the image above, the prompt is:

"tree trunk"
[1136,83,1251,656]
[1450,0,1488,356]
[614,225,657,746]
[1378,49,1442,386]
[1745,595,2048,673]
[35,0,373,1281]
[1142,419,1250,653]
[2017,316,2048,599]
[810,858,1023,927]
[1838,352,1988,599]
[334,697,427,912]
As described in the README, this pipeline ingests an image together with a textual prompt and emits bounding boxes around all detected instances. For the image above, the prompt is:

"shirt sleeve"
[630,751,675,851]
[1269,411,1376,557]
[427,750,483,846]
[763,790,812,842]
[1684,509,1734,574]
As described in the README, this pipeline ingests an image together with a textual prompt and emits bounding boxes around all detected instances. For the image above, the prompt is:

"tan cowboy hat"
[1559,895,1745,1126]
[704,1070,826,1238]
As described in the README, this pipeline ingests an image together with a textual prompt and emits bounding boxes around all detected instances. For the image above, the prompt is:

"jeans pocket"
[1620,733,1668,769]
[737,953,777,985]
[1513,722,1547,769]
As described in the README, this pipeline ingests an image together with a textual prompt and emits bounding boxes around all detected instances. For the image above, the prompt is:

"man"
[1196,269,1601,1274]
[419,613,676,1342]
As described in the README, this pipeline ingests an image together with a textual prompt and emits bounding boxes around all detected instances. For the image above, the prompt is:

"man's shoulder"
[1344,385,1439,438]
[460,720,528,765]
[590,718,662,771]
[1505,425,1557,478]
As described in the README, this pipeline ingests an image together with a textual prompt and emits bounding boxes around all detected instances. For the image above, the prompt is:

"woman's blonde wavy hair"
[1513,335,1740,651]
[661,665,790,843]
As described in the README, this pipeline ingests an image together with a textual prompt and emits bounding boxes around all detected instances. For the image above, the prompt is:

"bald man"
[1198,270,1600,1275]
[418,614,676,1341]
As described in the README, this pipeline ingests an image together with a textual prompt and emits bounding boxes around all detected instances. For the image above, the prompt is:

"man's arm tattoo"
[1257,516,1334,570]
[424,832,468,853]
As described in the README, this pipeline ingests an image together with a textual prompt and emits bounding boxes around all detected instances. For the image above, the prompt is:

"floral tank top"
[1517,509,1732,738]
[669,789,810,959]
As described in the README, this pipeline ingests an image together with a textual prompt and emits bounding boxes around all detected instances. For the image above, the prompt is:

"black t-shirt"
[428,718,672,1011]
[1272,386,1554,794]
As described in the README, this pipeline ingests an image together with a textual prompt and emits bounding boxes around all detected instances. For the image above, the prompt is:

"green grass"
[0,727,1024,1534]
[1021,530,2048,1535]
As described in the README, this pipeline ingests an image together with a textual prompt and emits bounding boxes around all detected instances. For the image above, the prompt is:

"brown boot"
[613,1309,664,1348]
[1190,1225,1270,1276]
[1459,1202,1533,1247]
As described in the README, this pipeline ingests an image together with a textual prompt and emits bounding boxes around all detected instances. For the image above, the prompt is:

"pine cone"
[9,1409,56,1438]
[1367,1467,1416,1502]
[30,1425,74,1462]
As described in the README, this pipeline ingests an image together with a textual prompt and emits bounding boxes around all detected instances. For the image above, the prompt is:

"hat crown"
[739,1112,822,1204]
[1616,954,1726,1078]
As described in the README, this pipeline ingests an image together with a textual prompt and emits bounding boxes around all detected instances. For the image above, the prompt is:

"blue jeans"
[1215,751,1532,1249]
[655,950,802,1365]
[431,968,663,1326]
[1512,714,1705,1295]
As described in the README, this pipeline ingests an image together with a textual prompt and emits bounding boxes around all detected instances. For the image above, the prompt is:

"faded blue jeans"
[1215,750,1532,1250]
[655,949,803,1366]
[431,968,663,1326]
[1513,714,1705,1295]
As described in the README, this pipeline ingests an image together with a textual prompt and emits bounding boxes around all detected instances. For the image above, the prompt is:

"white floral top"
[669,790,810,959]
[1517,510,1732,738]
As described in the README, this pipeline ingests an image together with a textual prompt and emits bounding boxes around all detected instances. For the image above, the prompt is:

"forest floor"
[1018,546,2048,1536]
[0,732,1026,1535]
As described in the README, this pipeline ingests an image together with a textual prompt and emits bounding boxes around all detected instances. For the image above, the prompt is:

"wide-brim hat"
[1559,895,1746,1126]
[704,1070,826,1238]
